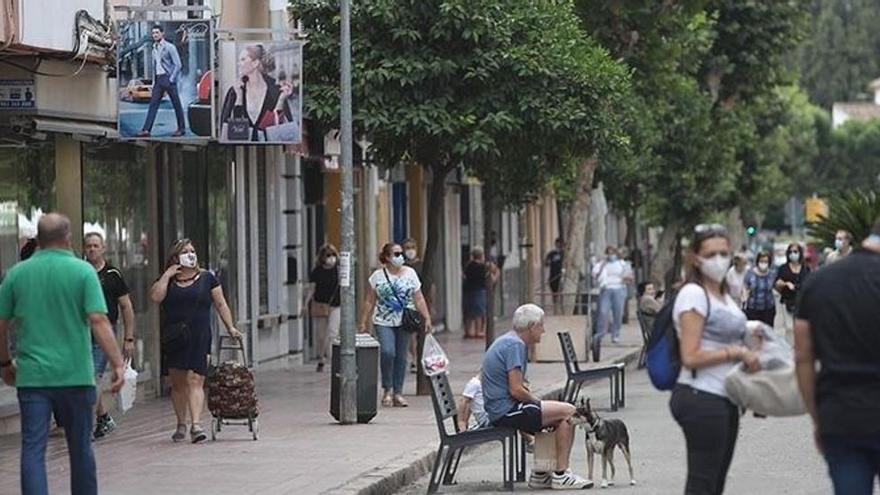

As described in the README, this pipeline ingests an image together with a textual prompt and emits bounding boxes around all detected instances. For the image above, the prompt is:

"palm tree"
[807,189,880,247]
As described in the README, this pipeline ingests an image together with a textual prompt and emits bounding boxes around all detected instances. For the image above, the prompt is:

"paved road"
[397,372,833,494]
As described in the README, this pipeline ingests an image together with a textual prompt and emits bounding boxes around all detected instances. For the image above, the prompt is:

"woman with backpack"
[670,224,761,494]
[358,242,432,407]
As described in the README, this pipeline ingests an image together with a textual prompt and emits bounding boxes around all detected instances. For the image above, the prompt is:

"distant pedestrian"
[743,251,776,327]
[457,373,488,431]
[358,243,432,408]
[592,246,633,346]
[824,229,852,264]
[724,253,748,307]
[402,238,428,374]
[149,239,242,444]
[774,242,810,339]
[794,219,880,495]
[637,281,662,331]
[304,244,340,373]
[462,247,499,339]
[544,238,565,312]
[83,232,136,440]
[0,213,125,495]
[482,304,593,489]
[670,223,760,495]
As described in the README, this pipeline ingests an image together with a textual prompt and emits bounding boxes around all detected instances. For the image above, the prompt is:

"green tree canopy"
[294,0,630,286]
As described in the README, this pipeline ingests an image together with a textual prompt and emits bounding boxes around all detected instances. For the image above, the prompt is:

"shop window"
[0,143,55,409]
[82,144,157,382]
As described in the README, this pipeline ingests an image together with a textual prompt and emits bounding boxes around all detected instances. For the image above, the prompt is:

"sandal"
[171,424,187,443]
[190,424,207,444]
[381,390,393,407]
[393,394,409,407]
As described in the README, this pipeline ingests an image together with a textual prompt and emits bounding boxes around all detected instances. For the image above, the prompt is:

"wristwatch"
[0,359,12,368]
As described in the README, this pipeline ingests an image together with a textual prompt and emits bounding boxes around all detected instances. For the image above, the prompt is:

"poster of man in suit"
[117,20,214,139]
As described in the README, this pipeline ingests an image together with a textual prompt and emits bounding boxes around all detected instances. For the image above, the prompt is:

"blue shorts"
[91,325,117,376]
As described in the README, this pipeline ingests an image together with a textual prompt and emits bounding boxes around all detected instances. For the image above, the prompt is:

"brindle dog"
[570,398,637,488]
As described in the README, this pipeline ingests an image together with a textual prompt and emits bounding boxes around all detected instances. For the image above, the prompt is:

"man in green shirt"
[0,213,123,495]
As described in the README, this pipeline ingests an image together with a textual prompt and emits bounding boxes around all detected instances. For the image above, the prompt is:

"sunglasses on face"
[393,251,404,257]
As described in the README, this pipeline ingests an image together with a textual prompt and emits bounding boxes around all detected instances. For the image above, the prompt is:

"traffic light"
[746,225,757,237]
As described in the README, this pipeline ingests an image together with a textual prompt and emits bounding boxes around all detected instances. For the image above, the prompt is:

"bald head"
[37,213,71,248]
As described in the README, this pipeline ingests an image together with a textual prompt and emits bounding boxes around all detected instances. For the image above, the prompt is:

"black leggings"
[670,385,740,495]
[745,307,775,327]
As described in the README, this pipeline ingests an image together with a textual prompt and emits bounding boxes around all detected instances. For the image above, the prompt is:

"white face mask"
[390,254,405,267]
[834,239,845,250]
[179,252,198,268]
[698,254,730,283]
[404,249,417,260]
[324,256,337,267]
[788,252,800,263]
[757,261,769,272]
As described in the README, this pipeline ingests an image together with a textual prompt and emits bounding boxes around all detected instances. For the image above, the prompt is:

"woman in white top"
[670,224,761,495]
[592,246,633,346]
[358,243,432,407]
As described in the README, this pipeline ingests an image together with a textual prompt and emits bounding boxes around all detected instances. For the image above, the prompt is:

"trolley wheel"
[211,418,218,441]
[252,418,259,441]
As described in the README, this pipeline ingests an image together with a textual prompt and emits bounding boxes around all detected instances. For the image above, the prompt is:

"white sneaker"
[528,471,552,489]
[551,470,594,490]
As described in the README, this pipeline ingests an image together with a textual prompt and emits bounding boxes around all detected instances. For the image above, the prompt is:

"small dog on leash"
[570,398,636,488]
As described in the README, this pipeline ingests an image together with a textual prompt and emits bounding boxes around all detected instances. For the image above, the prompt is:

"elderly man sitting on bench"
[482,303,594,490]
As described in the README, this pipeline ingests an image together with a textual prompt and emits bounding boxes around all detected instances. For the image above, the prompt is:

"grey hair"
[512,304,544,332]
[37,213,71,247]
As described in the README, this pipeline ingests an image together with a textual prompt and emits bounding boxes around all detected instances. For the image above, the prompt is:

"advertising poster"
[218,40,302,144]
[117,20,214,139]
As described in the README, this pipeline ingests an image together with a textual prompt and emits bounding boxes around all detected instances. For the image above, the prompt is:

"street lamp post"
[338,0,357,424]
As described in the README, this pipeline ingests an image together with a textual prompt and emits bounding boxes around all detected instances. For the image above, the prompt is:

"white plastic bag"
[421,334,449,376]
[724,321,805,417]
[116,359,138,414]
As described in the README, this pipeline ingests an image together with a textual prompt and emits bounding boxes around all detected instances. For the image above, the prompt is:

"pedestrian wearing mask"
[592,246,633,346]
[304,244,340,373]
[150,239,242,443]
[462,247,499,339]
[774,243,810,340]
[824,230,852,265]
[743,251,776,327]
[670,223,760,495]
[402,238,426,373]
[794,220,880,495]
[358,243,432,407]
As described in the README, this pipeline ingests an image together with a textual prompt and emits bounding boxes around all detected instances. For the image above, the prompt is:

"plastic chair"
[427,372,525,493]
[557,331,626,410]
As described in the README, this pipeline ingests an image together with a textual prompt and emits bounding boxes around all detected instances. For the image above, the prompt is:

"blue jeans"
[376,325,409,394]
[18,387,97,495]
[595,287,628,342]
[822,433,880,495]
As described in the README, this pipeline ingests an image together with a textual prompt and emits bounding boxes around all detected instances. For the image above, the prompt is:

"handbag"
[161,275,206,353]
[227,117,251,141]
[309,300,331,318]
[383,268,424,334]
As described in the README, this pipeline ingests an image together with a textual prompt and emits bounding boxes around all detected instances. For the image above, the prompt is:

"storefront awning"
[32,117,118,139]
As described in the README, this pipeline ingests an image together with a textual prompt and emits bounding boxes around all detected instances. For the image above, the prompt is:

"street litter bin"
[330,333,379,424]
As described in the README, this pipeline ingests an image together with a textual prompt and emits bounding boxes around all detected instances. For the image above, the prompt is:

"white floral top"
[368,266,421,327]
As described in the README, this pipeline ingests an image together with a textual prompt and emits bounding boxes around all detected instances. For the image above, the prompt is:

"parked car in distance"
[120,79,153,102]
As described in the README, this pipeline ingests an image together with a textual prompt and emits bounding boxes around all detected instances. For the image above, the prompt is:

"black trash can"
[330,333,380,424]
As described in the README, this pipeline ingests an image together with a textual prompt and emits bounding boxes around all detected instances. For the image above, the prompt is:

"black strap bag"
[161,275,206,352]
[383,268,424,333]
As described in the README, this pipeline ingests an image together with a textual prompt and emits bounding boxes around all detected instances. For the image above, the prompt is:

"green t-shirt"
[0,249,108,387]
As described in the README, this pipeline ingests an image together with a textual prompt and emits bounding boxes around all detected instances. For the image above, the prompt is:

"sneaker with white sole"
[551,470,594,490]
[528,471,552,489]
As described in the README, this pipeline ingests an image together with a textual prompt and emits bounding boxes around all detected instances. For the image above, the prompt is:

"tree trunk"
[561,157,598,315]
[483,182,496,350]
[651,225,680,289]
[417,162,451,396]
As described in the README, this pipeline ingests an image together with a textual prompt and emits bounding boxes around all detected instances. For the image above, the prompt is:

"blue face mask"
[608,255,618,262]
